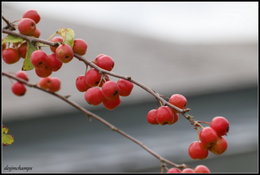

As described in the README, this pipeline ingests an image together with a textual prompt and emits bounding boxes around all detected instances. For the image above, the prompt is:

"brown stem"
[2,72,187,169]
[2,16,16,30]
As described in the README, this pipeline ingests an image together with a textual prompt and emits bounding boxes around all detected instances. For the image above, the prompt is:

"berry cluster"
[75,54,134,110]
[167,165,211,173]
[11,71,29,96]
[146,94,187,125]
[188,116,229,159]
[18,10,41,37]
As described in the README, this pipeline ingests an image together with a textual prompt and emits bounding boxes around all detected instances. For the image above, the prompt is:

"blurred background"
[2,2,258,173]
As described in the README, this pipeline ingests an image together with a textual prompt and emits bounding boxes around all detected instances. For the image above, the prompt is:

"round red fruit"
[188,141,208,160]
[76,75,90,92]
[194,165,211,173]
[35,66,52,78]
[55,44,74,63]
[102,81,119,100]
[18,18,36,36]
[32,28,41,38]
[181,168,195,173]
[103,96,121,110]
[210,116,229,137]
[2,48,20,64]
[12,82,26,96]
[48,77,61,92]
[93,54,115,71]
[85,69,102,87]
[73,39,88,55]
[199,127,219,148]
[16,71,29,81]
[168,94,187,112]
[209,137,228,155]
[84,87,104,105]
[156,106,174,125]
[22,10,41,24]
[30,50,48,68]
[146,109,158,125]
[117,79,134,96]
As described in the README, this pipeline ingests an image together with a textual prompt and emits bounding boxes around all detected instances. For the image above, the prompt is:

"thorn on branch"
[64,95,71,99]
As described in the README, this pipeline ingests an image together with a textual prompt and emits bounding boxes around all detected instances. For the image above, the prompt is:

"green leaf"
[56,28,75,47]
[22,41,36,71]
[2,35,24,44]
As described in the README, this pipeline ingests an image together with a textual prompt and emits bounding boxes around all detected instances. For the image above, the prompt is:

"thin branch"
[2,16,16,30]
[2,72,187,169]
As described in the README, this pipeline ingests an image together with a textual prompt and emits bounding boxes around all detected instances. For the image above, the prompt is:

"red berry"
[2,48,20,64]
[18,42,27,58]
[188,141,208,159]
[199,127,219,148]
[93,54,115,71]
[47,53,62,71]
[50,37,64,53]
[30,50,48,68]
[167,168,181,173]
[73,39,88,55]
[38,77,52,89]
[32,28,41,38]
[84,87,104,106]
[168,94,187,112]
[48,77,61,92]
[210,116,229,137]
[76,75,90,92]
[117,79,134,96]
[181,168,195,173]
[16,71,29,81]
[22,10,41,24]
[11,82,26,96]
[146,109,158,125]
[171,111,179,125]
[194,165,211,173]
[103,96,121,110]
[18,18,36,36]
[209,137,228,155]
[85,69,102,87]
[102,81,119,100]
[156,106,174,125]
[55,44,74,63]
[35,66,52,78]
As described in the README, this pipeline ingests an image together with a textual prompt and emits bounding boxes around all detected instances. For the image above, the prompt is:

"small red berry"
[76,75,90,92]
[85,69,102,87]
[146,109,158,125]
[22,10,41,24]
[194,165,211,173]
[117,79,134,96]
[101,81,119,100]
[84,87,104,106]
[188,141,208,159]
[210,116,229,137]
[48,77,61,92]
[199,127,219,148]
[55,44,74,63]
[16,71,29,81]
[73,39,88,55]
[181,168,195,173]
[11,82,26,96]
[167,168,181,173]
[47,53,62,71]
[30,50,48,68]
[209,137,228,155]
[156,106,174,125]
[2,48,20,64]
[168,94,187,113]
[93,54,115,71]
[50,37,64,53]
[38,77,51,89]
[18,18,36,36]
[35,66,52,78]
[18,42,27,58]
[103,96,121,110]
